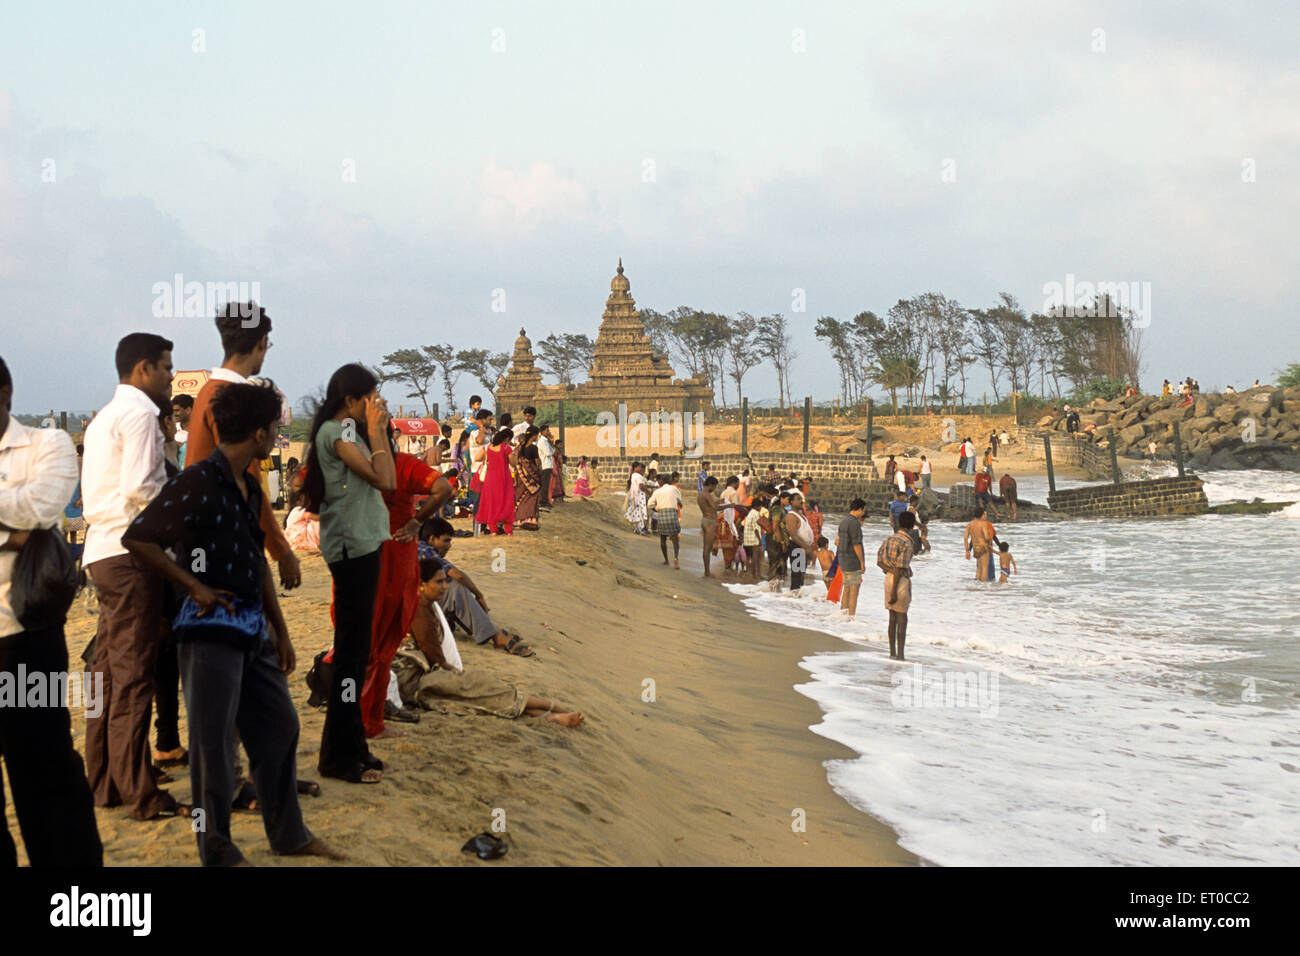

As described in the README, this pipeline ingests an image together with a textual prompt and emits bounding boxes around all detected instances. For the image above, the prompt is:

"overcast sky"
[2,0,1297,414]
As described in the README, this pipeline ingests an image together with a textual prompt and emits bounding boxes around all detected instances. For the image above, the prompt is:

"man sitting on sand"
[963,507,1002,582]
[394,555,582,726]
[418,517,534,657]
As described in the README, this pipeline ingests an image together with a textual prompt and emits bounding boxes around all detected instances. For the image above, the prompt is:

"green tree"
[379,348,437,415]
[422,344,462,413]
[454,348,511,405]
[537,333,595,386]
[1274,363,1300,389]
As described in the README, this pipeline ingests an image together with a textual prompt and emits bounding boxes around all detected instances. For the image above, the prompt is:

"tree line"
[814,292,1146,413]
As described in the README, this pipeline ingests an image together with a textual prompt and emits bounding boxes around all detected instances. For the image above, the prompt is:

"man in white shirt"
[647,472,683,567]
[82,333,188,820]
[0,355,104,865]
[512,405,536,441]
[537,424,555,509]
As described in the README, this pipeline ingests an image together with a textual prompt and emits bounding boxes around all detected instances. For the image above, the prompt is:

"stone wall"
[1046,476,1208,518]
[1019,429,1115,480]
[572,452,889,512]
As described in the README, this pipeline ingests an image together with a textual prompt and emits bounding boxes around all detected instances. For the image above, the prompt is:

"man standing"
[184,302,300,590]
[998,472,1018,521]
[835,498,866,619]
[919,455,932,490]
[537,424,555,509]
[0,356,103,866]
[1064,405,1080,439]
[963,507,1001,582]
[698,475,720,578]
[123,383,340,865]
[648,471,684,569]
[512,405,536,441]
[785,492,815,592]
[82,333,187,819]
[171,394,193,468]
[974,467,1000,519]
[889,489,908,531]
[697,461,711,495]
[883,454,897,485]
[877,511,917,661]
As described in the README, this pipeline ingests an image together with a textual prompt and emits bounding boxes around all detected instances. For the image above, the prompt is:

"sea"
[722,467,1300,866]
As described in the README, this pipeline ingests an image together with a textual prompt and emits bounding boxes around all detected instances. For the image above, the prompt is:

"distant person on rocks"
[1064,406,1080,438]
[876,510,917,661]
[963,507,1001,582]
[998,472,1018,521]
[1224,385,1235,395]
[974,467,1000,519]
[1146,439,1158,460]
[919,455,932,490]
[835,498,867,619]
[1161,379,1172,398]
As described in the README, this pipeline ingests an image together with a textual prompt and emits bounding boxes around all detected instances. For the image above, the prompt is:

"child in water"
[812,535,835,583]
[997,541,1017,583]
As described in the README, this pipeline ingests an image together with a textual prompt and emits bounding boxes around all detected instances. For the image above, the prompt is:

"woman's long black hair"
[299,363,380,513]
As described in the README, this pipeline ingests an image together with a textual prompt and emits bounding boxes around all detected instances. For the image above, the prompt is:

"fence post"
[741,397,748,458]
[1109,428,1122,484]
[1043,434,1057,495]
[618,400,627,460]
[802,396,811,453]
[1172,420,1185,477]
[558,400,566,455]
[432,402,439,423]
[866,398,874,457]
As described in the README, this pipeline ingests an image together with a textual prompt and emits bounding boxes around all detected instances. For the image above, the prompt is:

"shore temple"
[494,260,714,417]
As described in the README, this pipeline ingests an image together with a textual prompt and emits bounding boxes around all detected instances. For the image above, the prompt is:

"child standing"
[997,541,1017,583]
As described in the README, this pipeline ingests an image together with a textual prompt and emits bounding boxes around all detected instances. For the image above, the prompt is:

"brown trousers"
[84,553,173,819]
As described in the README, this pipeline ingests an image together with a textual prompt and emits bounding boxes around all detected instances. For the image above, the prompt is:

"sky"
[2,0,1298,415]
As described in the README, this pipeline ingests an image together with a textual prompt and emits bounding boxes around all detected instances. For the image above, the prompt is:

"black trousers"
[154,627,182,753]
[0,626,103,867]
[788,548,806,590]
[319,548,381,777]
[179,638,311,866]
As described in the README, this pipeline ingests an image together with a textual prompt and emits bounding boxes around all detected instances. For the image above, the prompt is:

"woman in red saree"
[550,439,567,502]
[513,427,542,531]
[476,427,516,535]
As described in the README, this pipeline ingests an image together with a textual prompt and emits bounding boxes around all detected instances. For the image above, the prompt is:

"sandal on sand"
[504,635,535,658]
[321,764,383,785]
[151,800,192,819]
[298,780,322,797]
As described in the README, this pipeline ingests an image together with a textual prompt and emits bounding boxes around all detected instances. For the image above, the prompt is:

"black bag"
[305,649,334,708]
[11,528,79,630]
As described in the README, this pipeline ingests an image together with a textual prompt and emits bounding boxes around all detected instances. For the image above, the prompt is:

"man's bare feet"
[279,835,347,860]
[545,710,584,728]
[373,727,405,739]
[673,559,680,569]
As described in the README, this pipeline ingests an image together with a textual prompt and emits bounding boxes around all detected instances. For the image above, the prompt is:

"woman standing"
[476,427,516,535]
[550,439,567,502]
[513,426,543,531]
[625,462,648,533]
[300,364,396,784]
[573,455,594,500]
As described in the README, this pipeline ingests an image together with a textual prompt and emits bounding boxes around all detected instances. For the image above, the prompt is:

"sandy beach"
[18,489,920,867]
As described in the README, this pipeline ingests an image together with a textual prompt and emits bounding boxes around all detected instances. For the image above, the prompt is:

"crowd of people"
[0,303,589,869]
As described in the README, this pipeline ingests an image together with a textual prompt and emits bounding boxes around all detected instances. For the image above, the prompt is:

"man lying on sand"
[419,517,534,657]
[393,555,583,727]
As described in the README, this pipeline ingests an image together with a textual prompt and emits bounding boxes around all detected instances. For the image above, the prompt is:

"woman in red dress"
[475,427,516,535]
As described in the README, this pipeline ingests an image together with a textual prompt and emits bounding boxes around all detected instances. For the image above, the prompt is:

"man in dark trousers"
[124,382,342,866]
[0,355,103,866]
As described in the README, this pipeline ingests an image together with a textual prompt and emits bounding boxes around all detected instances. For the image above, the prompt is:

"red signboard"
[391,418,439,435]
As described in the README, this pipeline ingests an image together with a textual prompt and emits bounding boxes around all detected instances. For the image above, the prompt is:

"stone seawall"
[1019,429,1115,480]
[1046,476,1209,518]
[573,452,888,512]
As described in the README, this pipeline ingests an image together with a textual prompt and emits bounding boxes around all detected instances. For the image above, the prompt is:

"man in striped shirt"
[876,511,917,661]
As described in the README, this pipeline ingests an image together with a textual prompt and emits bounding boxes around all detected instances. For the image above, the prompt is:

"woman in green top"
[300,364,396,784]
